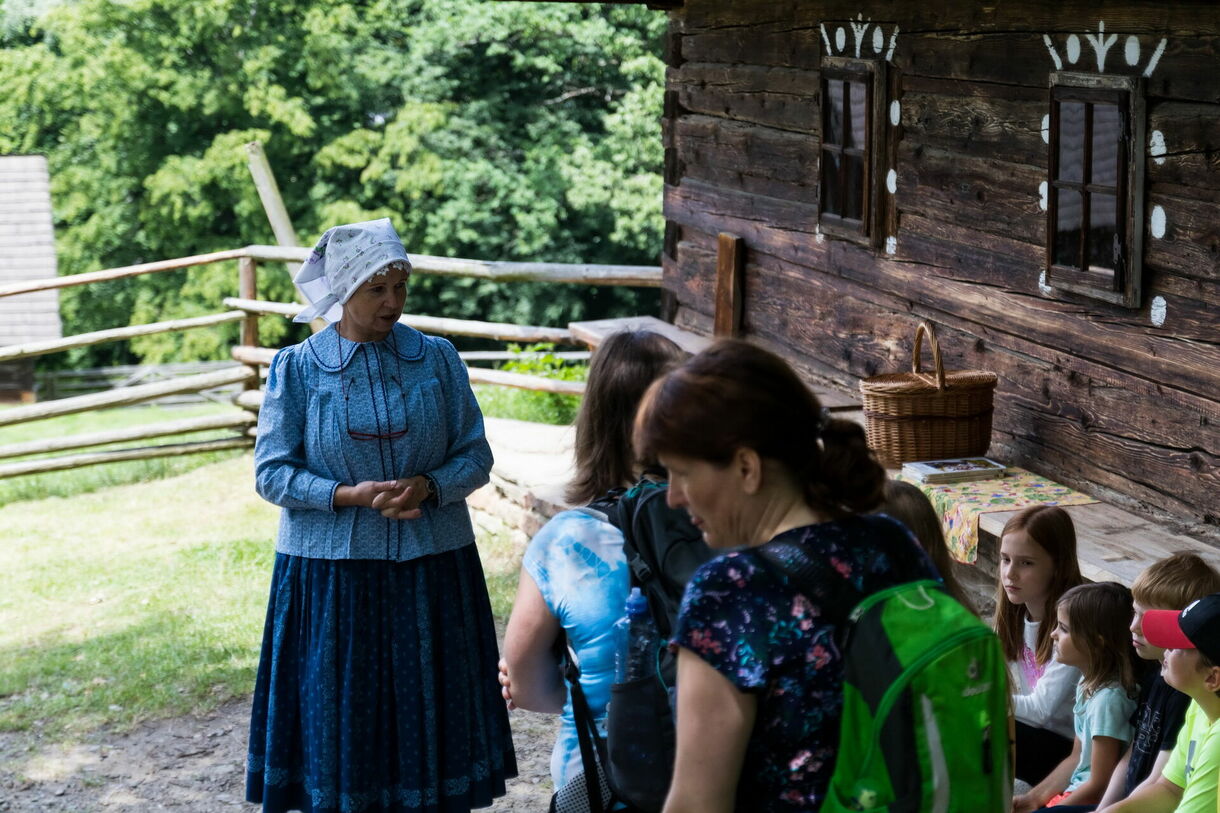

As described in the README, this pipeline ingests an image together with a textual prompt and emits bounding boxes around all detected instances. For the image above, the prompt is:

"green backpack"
[761,539,1012,812]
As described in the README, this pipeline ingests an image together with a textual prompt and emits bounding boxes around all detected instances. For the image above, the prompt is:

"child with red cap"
[1107,593,1220,813]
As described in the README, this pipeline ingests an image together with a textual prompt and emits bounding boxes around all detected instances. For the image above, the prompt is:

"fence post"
[238,256,260,391]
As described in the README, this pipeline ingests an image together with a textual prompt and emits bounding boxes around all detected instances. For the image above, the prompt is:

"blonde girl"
[1014,582,1140,811]
[994,504,1085,783]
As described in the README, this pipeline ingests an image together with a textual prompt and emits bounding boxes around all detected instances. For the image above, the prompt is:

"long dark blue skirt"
[246,546,517,812]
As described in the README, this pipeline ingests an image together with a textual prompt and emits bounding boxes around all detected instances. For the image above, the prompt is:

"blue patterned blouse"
[254,322,492,561]
[673,515,936,812]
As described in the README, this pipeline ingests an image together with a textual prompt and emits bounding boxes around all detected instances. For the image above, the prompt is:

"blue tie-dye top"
[523,509,630,789]
[673,515,936,812]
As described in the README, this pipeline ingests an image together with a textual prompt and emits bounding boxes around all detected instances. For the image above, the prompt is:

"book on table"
[901,457,1006,484]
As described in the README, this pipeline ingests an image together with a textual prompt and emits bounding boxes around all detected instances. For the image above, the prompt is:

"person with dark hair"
[498,330,685,793]
[632,339,938,813]
[877,479,976,613]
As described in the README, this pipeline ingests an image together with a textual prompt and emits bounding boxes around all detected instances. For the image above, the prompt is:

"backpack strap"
[556,630,609,813]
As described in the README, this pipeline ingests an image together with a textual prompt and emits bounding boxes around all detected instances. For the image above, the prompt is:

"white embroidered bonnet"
[292,218,412,323]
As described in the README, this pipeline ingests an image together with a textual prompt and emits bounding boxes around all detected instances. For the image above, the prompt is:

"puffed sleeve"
[254,347,340,511]
[424,337,493,505]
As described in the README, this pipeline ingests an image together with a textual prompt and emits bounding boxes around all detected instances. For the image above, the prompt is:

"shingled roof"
[0,155,61,346]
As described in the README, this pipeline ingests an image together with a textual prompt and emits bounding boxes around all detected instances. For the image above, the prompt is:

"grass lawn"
[0,450,524,741]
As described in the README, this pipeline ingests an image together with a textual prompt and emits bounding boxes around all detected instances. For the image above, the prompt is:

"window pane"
[1088,193,1119,274]
[1057,101,1086,183]
[824,79,844,147]
[821,149,842,215]
[848,80,867,150]
[1054,187,1083,268]
[1091,103,1121,188]
[844,155,865,221]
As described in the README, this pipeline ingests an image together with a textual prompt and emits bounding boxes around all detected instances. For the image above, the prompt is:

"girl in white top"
[994,505,1085,783]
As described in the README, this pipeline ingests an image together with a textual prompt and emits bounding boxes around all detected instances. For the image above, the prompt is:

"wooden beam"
[222,298,573,344]
[245,142,299,255]
[0,412,256,460]
[0,312,247,363]
[0,250,248,299]
[0,367,256,428]
[568,315,713,356]
[714,232,744,338]
[0,437,254,480]
[233,389,264,412]
[241,247,662,287]
[231,345,590,366]
[465,367,586,395]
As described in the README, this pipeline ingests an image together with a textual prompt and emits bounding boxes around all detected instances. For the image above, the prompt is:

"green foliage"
[472,342,586,426]
[1,0,665,367]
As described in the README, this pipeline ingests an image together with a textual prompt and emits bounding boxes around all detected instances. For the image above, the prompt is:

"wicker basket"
[859,322,997,468]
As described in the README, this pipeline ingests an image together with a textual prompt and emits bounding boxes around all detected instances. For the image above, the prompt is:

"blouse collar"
[304,322,426,372]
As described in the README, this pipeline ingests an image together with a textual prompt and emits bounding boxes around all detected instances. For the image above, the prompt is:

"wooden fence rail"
[0,412,256,461]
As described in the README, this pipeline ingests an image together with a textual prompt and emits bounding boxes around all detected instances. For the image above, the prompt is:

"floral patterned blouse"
[672,515,937,812]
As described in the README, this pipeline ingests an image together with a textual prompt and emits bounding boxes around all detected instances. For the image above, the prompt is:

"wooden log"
[245,141,301,275]
[0,312,248,363]
[231,346,278,366]
[671,62,819,134]
[233,389,264,412]
[0,412,257,460]
[1148,101,1220,205]
[714,233,744,337]
[674,115,820,203]
[243,247,661,287]
[230,345,591,367]
[465,367,586,396]
[0,437,254,480]
[238,257,260,350]
[679,23,823,70]
[567,315,713,355]
[0,249,247,299]
[221,298,573,344]
[0,367,256,428]
[899,78,1047,166]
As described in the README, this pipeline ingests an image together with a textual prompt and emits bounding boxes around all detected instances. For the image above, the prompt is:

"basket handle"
[912,322,947,391]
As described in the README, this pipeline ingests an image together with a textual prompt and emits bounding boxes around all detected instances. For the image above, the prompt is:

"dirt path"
[0,700,558,811]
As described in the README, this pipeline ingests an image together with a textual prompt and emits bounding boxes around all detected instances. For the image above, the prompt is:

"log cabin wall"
[660,1,1220,535]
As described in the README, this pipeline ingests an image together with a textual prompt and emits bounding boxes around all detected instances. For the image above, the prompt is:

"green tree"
[0,0,664,366]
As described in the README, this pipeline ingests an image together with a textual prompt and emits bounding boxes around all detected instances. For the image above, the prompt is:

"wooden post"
[238,256,261,390]
[714,233,744,338]
[245,141,323,333]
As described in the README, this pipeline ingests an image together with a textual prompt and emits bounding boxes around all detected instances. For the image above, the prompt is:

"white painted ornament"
[836,27,847,52]
[1150,130,1167,165]
[1150,205,1167,239]
[1125,35,1140,65]
[873,26,885,54]
[890,100,901,127]
[886,169,897,195]
[1038,271,1053,295]
[1039,182,1048,211]
[885,236,897,255]
[1150,296,1167,327]
[1041,115,1050,145]
[1066,35,1081,64]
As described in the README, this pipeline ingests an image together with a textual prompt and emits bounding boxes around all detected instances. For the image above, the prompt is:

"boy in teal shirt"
[1108,593,1220,813]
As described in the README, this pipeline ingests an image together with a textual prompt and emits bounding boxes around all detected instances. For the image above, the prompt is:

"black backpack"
[564,477,713,813]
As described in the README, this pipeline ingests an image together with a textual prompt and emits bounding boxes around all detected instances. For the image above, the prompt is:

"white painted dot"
[886,169,897,194]
[1151,205,1167,239]
[1038,270,1053,295]
[1039,181,1048,211]
[1041,114,1050,145]
[1150,296,1167,327]
[1150,130,1167,165]
[835,26,846,52]
[885,236,897,255]
[873,27,885,54]
[890,100,901,127]
[1066,34,1081,64]
[1125,35,1140,65]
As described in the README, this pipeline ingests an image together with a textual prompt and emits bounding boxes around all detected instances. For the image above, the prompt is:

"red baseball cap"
[1141,593,1220,663]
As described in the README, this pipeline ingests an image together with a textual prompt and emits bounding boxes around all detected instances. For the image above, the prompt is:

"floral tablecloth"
[894,467,1098,564]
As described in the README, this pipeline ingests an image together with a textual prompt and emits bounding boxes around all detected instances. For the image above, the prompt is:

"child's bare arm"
[1066,735,1124,804]
[1094,747,1130,810]
[1105,774,1183,813]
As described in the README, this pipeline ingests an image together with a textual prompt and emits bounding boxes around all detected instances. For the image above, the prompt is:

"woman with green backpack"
[634,340,1009,812]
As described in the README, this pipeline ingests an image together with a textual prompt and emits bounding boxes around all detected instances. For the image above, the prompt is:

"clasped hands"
[336,476,429,520]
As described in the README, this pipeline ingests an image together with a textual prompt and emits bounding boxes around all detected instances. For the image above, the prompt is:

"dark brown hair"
[633,339,885,516]
[994,505,1084,664]
[1058,582,1140,697]
[1131,552,1220,612]
[880,480,976,614]
[565,331,684,505]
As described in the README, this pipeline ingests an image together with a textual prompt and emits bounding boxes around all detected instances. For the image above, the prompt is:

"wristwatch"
[421,474,439,505]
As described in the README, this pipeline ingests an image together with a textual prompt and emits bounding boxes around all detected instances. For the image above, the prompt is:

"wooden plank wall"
[660,1,1220,534]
